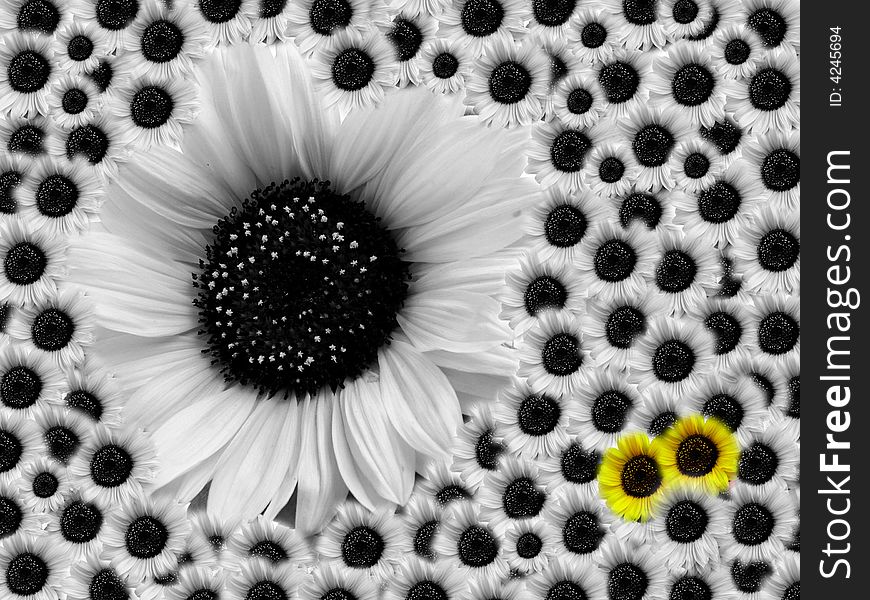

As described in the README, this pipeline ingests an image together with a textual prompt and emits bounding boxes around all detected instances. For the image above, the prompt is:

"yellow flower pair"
[598,415,739,522]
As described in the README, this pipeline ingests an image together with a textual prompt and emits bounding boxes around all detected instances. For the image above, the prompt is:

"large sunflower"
[67,42,532,534]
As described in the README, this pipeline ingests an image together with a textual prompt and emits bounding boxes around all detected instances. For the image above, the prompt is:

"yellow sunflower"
[598,432,665,522]
[653,414,739,494]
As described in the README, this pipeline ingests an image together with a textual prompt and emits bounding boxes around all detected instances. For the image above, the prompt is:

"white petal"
[397,290,505,353]
[262,400,304,521]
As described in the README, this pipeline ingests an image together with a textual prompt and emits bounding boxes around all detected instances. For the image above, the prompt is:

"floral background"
[0,0,799,599]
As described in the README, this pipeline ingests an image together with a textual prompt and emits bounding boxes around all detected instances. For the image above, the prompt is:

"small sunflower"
[598,432,665,522]
[654,414,739,494]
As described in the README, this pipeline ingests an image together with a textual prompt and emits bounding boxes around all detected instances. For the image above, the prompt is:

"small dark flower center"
[594,239,637,282]
[0,430,23,474]
[65,389,104,421]
[413,520,438,560]
[757,228,799,272]
[0,365,41,409]
[66,124,110,164]
[757,311,799,355]
[198,0,241,24]
[544,204,586,247]
[259,0,287,19]
[560,443,599,484]
[700,120,741,155]
[532,0,577,27]
[387,18,423,62]
[341,526,384,568]
[724,39,751,65]
[0,496,23,538]
[655,250,697,293]
[62,88,89,115]
[621,0,659,25]
[457,525,498,567]
[697,180,741,224]
[432,53,458,79]
[669,576,711,600]
[331,48,375,92]
[620,455,662,498]
[748,68,792,111]
[605,305,646,349]
[6,553,49,596]
[435,484,471,506]
[130,86,174,129]
[517,394,561,436]
[547,581,588,600]
[783,583,800,600]
[608,562,649,600]
[4,242,47,285]
[786,376,799,419]
[704,311,742,355]
[141,19,184,63]
[760,148,799,191]
[671,63,714,106]
[563,510,605,554]
[60,500,103,543]
[88,60,114,93]
[730,560,771,593]
[599,156,625,183]
[747,8,787,47]
[567,87,593,114]
[648,411,677,437]
[309,0,353,35]
[249,540,289,563]
[16,0,61,34]
[524,275,567,316]
[619,192,662,229]
[7,124,45,156]
[68,35,94,62]
[96,0,139,30]
[738,442,779,486]
[732,503,775,546]
[407,581,447,600]
[652,339,696,383]
[474,429,503,471]
[461,0,504,37]
[702,394,743,432]
[125,515,170,559]
[541,332,583,376]
[598,61,639,104]
[488,61,532,104]
[683,152,710,179]
[516,532,543,558]
[31,307,75,351]
[581,22,607,48]
[502,477,545,519]
[672,0,698,23]
[90,444,134,488]
[1,170,22,214]
[592,390,632,433]
[7,50,51,93]
[32,471,59,498]
[666,500,709,543]
[632,124,675,167]
[246,581,288,600]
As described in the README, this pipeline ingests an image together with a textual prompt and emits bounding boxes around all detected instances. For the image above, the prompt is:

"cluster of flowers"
[0,0,800,599]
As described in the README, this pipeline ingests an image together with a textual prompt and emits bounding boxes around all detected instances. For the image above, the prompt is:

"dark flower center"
[632,124,675,167]
[457,525,498,567]
[6,553,48,596]
[7,50,50,93]
[702,393,743,432]
[90,444,134,488]
[1,170,22,214]
[517,394,562,436]
[761,148,799,191]
[516,532,542,558]
[4,242,47,285]
[704,311,741,355]
[599,156,625,183]
[541,332,582,376]
[581,22,607,48]
[407,581,447,600]
[724,39,751,65]
[524,275,567,315]
[532,0,577,26]
[66,124,110,164]
[44,425,80,463]
[259,0,287,18]
[142,20,184,63]
[731,560,771,593]
[669,576,711,600]
[619,193,662,229]
[321,589,357,600]
[545,204,587,247]
[621,455,661,498]
[672,0,698,23]
[475,429,503,470]
[17,0,61,34]
[32,471,58,498]
[309,0,352,35]
[88,60,114,93]
[671,63,714,106]
[246,581,288,600]
[331,48,375,92]
[560,443,599,484]
[432,53,458,79]
[739,442,779,486]
[130,86,174,129]
[666,500,709,543]
[718,255,742,298]
[68,35,94,62]
[676,434,719,476]
[594,239,637,282]
[435,484,471,506]
[748,68,792,111]
[65,389,104,421]
[249,540,289,563]
[341,526,384,568]
[648,411,677,437]
[60,500,103,543]
[567,88,593,114]
[598,61,639,104]
[783,583,800,600]
[194,179,409,398]
[547,581,588,600]
[488,61,532,104]
[697,181,741,224]
[388,18,423,62]
[0,496,23,538]
[502,477,545,518]
[605,305,646,349]
[31,307,75,351]
[461,0,504,36]
[608,563,649,600]
[700,120,741,155]
[757,311,799,355]
[8,124,45,156]
[198,0,241,23]
[126,515,170,558]
[62,88,89,115]
[592,390,632,433]
[748,8,787,47]
[683,152,710,179]
[655,250,697,293]
[652,339,695,383]
[413,520,438,560]
[0,430,23,473]
[96,0,139,30]
[563,511,604,554]
[732,503,775,546]
[757,228,799,272]
[786,376,799,418]
[0,365,41,409]
[622,0,658,25]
